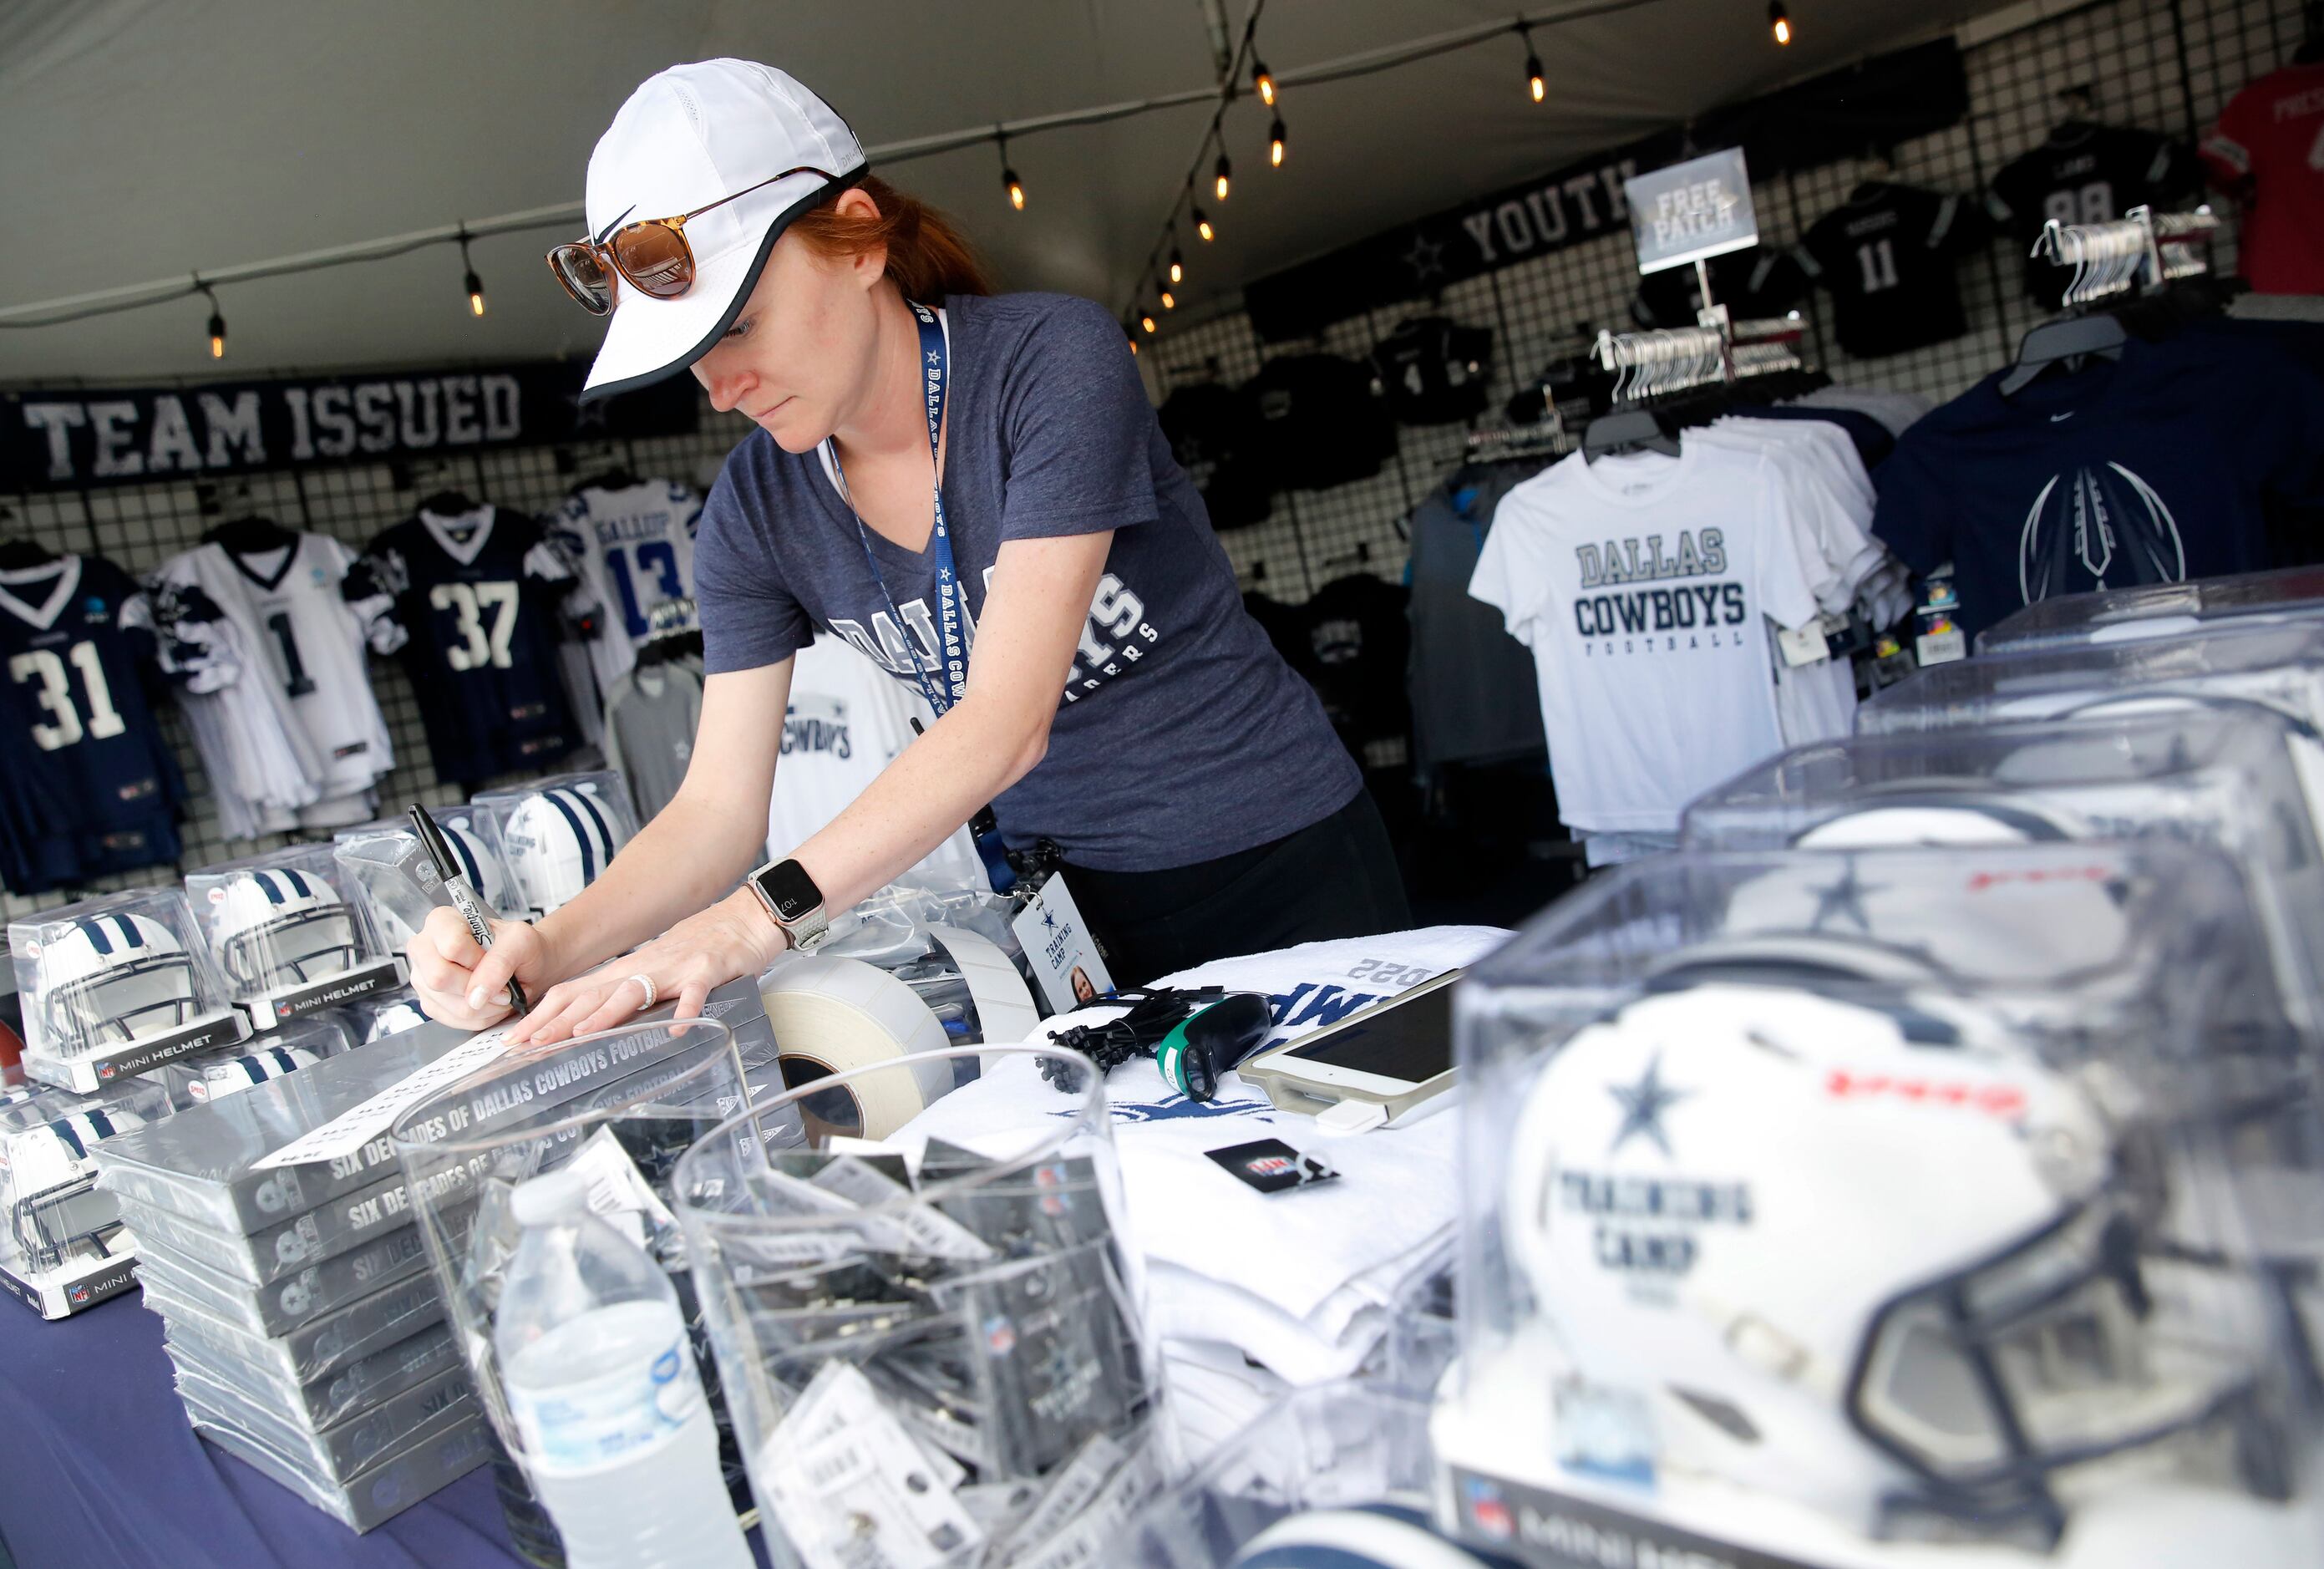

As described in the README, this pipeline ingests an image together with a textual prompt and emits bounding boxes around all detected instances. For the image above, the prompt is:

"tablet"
[1237,969,1460,1129]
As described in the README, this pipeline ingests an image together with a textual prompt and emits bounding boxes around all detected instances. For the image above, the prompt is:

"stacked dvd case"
[89,977,781,1534]
[93,1016,498,1531]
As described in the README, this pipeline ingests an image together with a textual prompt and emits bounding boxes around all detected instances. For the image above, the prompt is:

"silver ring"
[627,972,658,1011]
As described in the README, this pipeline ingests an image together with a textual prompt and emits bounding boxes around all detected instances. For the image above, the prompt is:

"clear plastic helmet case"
[186,845,404,1025]
[470,769,637,922]
[1861,620,2324,743]
[8,890,246,1094]
[1439,840,2324,1569]
[333,807,525,957]
[1682,706,2324,1037]
[1979,566,2324,657]
[0,1077,171,1312]
[151,1014,353,1111]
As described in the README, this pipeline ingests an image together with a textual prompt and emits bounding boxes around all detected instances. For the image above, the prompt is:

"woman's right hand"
[404,906,563,1031]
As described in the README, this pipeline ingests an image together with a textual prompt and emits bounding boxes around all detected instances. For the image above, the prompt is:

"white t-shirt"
[1470,444,1820,833]
[770,635,987,891]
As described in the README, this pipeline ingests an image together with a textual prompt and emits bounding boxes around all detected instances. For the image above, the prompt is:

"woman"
[410,59,1407,1043]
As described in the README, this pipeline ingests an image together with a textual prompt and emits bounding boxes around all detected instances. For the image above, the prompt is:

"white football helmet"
[502,787,627,919]
[4,1101,145,1273]
[213,868,363,993]
[1504,979,2285,1545]
[369,815,520,952]
[355,991,430,1045]
[34,912,206,1059]
[185,1044,320,1104]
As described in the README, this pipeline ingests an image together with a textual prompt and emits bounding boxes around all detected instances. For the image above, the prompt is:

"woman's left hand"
[501,891,789,1046]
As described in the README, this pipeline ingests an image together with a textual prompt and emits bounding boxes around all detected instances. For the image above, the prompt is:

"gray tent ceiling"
[0,0,2007,386]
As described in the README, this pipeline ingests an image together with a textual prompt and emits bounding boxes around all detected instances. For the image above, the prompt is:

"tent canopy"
[0,0,2001,385]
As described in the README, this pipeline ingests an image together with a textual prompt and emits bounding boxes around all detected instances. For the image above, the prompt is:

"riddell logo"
[1965,865,2111,893]
[1827,1069,2027,1118]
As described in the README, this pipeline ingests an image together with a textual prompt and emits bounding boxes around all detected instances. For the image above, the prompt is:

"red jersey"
[2201,61,2324,295]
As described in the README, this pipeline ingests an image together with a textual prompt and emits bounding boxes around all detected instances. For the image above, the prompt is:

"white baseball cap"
[577,59,866,400]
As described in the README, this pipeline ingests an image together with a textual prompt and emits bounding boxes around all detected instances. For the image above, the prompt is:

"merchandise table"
[0,1288,526,1569]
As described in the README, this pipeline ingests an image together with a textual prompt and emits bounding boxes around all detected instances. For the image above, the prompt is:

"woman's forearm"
[789,690,1042,915]
[531,792,768,979]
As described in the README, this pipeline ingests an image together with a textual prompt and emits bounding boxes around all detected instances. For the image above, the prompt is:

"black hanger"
[202,514,296,553]
[581,465,641,494]
[1997,312,2128,397]
[0,535,55,570]
[1584,408,1683,460]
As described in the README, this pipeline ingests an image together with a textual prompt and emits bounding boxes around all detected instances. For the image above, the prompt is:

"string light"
[1768,2,1792,45]
[1169,242,1185,285]
[1214,152,1232,202]
[459,231,485,317]
[997,129,1026,210]
[1125,318,1140,354]
[1140,307,1158,334]
[1519,22,1545,102]
[1269,115,1287,167]
[1194,206,1215,242]
[1159,276,1176,310]
[198,280,226,358]
[1252,57,1276,107]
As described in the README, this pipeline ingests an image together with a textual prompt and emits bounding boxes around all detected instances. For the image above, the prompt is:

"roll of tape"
[760,954,951,1139]
[926,925,1040,1045]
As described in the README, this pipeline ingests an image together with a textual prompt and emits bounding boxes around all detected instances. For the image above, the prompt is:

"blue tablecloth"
[0,1287,524,1569]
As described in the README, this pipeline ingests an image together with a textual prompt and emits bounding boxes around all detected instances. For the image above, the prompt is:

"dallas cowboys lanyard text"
[826,302,967,716]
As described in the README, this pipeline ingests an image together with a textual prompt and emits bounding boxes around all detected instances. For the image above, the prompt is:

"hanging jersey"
[2201,63,2324,297]
[1797,183,1979,358]
[602,660,703,824]
[1469,444,1822,836]
[0,556,182,890]
[156,536,392,801]
[1157,382,1271,531]
[549,480,702,693]
[1988,122,2196,307]
[348,506,580,786]
[1369,317,1495,425]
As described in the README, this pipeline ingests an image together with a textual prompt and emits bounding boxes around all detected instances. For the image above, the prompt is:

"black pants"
[1063,790,1413,986]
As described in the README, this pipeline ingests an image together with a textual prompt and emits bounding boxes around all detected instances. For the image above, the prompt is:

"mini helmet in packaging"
[188,846,404,1028]
[1439,842,2324,1567]
[332,986,432,1047]
[332,807,522,956]
[9,891,246,1094]
[0,1078,170,1316]
[472,769,636,921]
[155,1015,352,1110]
[1979,565,2324,656]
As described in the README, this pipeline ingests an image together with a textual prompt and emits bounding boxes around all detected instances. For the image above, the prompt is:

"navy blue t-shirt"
[694,292,1359,872]
[1871,331,2324,642]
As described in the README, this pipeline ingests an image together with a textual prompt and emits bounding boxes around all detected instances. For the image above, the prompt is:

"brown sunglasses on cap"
[546,165,839,315]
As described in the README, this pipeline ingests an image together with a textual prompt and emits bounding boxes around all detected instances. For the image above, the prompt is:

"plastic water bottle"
[495,1163,753,1569]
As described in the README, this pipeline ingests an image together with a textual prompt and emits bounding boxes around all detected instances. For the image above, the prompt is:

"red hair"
[789,175,996,302]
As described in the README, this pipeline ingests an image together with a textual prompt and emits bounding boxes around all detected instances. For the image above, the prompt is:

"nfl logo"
[1464,1479,1515,1540]
[277,1000,294,1020]
[1246,1155,1296,1179]
[69,1283,91,1304]
[983,1315,1018,1356]
[1033,1161,1068,1217]
[98,1064,116,1080]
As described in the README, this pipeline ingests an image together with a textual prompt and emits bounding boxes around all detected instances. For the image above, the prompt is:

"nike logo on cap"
[2049,412,2074,422]
[592,203,638,244]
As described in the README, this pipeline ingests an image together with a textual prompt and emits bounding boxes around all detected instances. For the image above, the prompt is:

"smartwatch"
[747,858,830,954]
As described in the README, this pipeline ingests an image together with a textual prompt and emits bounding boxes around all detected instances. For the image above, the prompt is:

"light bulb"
[464,269,486,317]
[1195,208,1215,242]
[1253,59,1276,107]
[1768,3,1792,44]
[1528,55,1545,103]
[1269,117,1286,167]
[1215,154,1232,202]
[1169,247,1185,285]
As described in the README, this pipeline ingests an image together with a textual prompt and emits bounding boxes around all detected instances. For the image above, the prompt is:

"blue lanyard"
[825,302,968,716]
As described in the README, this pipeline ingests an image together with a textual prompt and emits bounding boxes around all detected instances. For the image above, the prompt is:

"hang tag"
[1916,627,1967,665]
[1010,875,1114,1015]
[1774,621,1831,668]
[1205,1138,1341,1195]
[561,1127,677,1252]
[761,1363,984,1569]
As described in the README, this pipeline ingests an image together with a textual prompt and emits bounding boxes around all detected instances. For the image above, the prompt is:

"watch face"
[759,860,822,922]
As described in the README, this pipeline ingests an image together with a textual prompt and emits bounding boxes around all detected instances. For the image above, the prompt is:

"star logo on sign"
[1607,1053,1691,1156]
[1403,233,1448,283]
[1042,911,1059,933]
[1808,857,1882,935]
